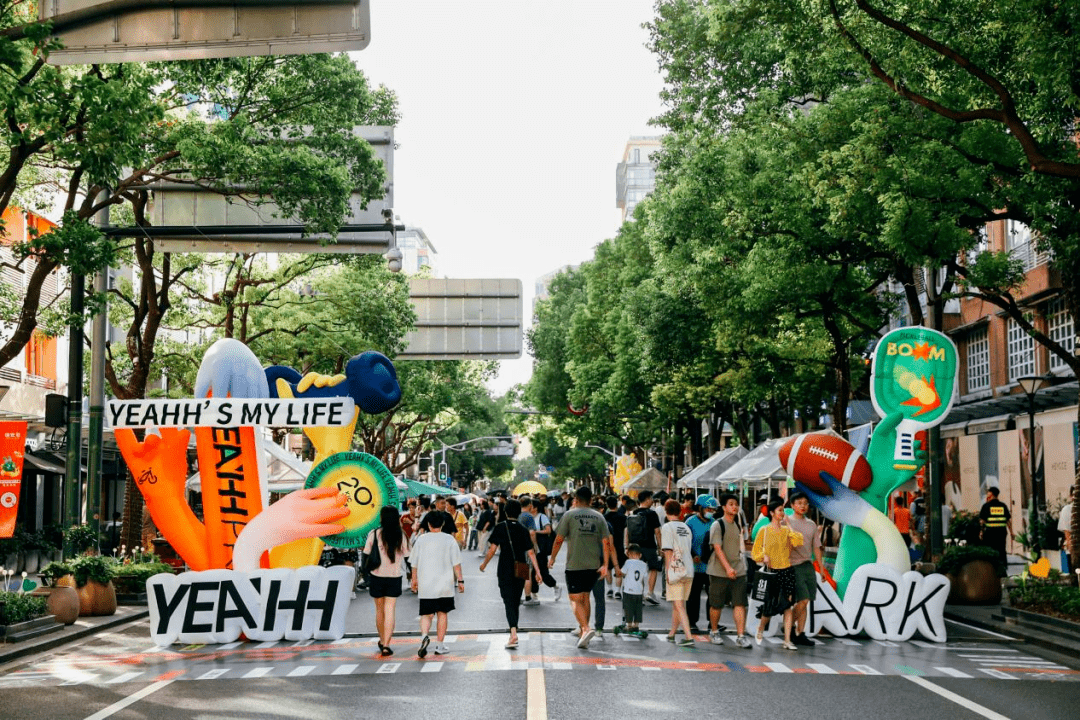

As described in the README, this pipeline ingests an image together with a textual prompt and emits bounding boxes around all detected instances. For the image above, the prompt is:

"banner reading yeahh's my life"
[107,397,355,428]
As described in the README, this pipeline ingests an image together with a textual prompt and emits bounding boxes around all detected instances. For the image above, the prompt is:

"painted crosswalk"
[2,633,1077,687]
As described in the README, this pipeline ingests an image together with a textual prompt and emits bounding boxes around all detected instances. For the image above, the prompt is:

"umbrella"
[513,480,548,496]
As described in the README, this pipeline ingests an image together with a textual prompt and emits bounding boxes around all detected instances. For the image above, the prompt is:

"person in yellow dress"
[448,497,469,549]
[751,498,804,650]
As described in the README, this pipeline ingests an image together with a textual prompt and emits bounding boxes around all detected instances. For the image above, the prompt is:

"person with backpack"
[479,499,543,650]
[533,497,563,602]
[684,494,717,634]
[625,490,663,605]
[660,499,696,646]
[708,493,749,647]
[604,495,627,599]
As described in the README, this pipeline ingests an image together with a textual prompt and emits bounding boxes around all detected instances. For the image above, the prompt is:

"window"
[1007,220,1036,271]
[966,327,990,393]
[1007,317,1036,381]
[1047,296,1075,372]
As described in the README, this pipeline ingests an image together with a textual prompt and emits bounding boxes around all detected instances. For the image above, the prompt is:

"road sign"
[482,441,515,457]
[39,0,372,65]
[402,278,522,360]
[145,126,394,255]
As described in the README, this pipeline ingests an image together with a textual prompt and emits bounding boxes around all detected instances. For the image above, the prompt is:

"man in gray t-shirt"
[550,486,612,649]
[706,494,751,648]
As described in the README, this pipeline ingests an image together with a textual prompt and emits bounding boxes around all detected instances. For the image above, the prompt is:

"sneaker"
[577,629,596,649]
[613,590,622,600]
[794,633,814,647]
[715,625,728,633]
[594,630,605,642]
[666,634,676,643]
[606,589,614,599]
[570,627,582,637]
[734,636,752,649]
[612,624,626,636]
[645,594,660,606]
[434,643,449,655]
[523,596,540,606]
[351,592,357,600]
[755,627,764,645]
[553,586,563,602]
[688,625,702,635]
[417,635,430,659]
[709,631,724,645]
[630,629,649,639]
[677,638,695,648]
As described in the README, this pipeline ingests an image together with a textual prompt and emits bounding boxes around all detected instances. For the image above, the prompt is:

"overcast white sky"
[351,1,666,395]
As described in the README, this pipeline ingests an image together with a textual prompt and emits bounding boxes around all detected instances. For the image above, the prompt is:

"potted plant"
[111,561,174,599]
[938,544,1005,604]
[35,561,79,625]
[0,590,50,641]
[64,523,101,556]
[69,554,117,616]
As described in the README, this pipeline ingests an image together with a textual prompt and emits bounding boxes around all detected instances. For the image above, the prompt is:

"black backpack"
[627,512,649,545]
[699,520,715,565]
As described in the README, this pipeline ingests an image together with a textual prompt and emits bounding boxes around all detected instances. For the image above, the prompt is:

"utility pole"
[63,271,84,548]
[86,204,109,550]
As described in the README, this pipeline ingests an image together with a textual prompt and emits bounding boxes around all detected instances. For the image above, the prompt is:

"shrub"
[64,524,101,554]
[0,591,48,625]
[947,510,982,545]
[1009,581,1080,621]
[111,562,175,584]
[69,554,117,587]
[39,561,73,582]
[936,544,1005,577]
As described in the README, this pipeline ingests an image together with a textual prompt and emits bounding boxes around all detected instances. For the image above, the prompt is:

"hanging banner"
[0,421,28,538]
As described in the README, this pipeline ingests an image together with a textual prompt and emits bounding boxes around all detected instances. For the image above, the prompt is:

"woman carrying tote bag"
[751,498,803,650]
[479,499,543,649]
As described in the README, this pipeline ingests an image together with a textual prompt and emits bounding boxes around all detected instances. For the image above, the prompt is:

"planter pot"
[42,586,80,625]
[21,550,41,575]
[76,580,117,616]
[948,559,1002,604]
[0,615,61,643]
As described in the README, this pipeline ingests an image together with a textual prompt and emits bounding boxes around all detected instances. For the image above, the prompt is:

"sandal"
[505,637,518,649]
[380,646,394,657]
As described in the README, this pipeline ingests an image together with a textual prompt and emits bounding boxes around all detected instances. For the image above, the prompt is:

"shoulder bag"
[362,530,382,574]
[505,522,532,580]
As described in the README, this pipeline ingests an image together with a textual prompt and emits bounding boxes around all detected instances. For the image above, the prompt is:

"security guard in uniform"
[979,486,1012,574]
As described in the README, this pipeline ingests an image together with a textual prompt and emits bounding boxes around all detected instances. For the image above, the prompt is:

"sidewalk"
[0,605,149,667]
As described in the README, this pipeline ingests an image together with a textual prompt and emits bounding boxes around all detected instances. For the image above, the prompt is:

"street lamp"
[1017,374,1050,549]
[431,435,513,488]
[584,443,618,492]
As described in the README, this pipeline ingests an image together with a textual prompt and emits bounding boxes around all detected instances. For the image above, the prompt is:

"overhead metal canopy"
[35,0,371,65]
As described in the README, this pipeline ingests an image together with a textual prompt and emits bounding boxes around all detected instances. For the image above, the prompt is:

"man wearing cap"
[685,494,717,634]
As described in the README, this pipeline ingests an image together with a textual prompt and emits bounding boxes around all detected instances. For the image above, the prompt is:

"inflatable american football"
[778,433,872,495]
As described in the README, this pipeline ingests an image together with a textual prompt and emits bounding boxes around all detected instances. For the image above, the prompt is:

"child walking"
[613,544,648,638]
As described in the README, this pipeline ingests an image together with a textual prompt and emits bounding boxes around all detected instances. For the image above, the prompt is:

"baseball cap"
[695,494,718,509]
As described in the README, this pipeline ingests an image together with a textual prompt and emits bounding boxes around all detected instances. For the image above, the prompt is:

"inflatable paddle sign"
[871,327,958,472]
[304,451,400,548]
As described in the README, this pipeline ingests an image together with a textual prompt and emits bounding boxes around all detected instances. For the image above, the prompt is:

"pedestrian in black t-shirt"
[417,496,457,537]
[480,499,542,649]
[979,486,1013,573]
[605,495,627,598]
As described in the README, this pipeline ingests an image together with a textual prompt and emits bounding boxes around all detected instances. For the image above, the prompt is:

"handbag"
[751,567,778,604]
[667,544,689,583]
[505,522,531,580]
[362,530,382,574]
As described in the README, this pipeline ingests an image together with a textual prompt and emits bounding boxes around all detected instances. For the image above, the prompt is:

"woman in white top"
[364,506,410,656]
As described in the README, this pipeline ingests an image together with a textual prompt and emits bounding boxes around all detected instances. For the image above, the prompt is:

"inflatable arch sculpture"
[110,339,402,645]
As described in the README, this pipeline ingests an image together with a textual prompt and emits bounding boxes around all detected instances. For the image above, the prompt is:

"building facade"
[615,136,662,225]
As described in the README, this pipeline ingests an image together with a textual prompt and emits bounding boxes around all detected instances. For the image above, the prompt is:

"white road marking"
[904,676,1012,720]
[286,666,316,677]
[979,669,1016,680]
[376,663,400,674]
[253,641,278,648]
[81,680,174,720]
[873,640,899,647]
[421,662,444,673]
[196,669,229,680]
[934,667,973,678]
[849,664,883,675]
[641,666,661,671]
[242,667,273,678]
[330,664,357,675]
[838,638,862,646]
[764,662,793,673]
[944,620,1016,639]
[217,642,243,650]
[807,663,836,674]
[105,672,143,684]
[549,662,571,670]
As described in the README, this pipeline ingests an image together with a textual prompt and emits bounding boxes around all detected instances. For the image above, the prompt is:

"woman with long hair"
[751,498,803,650]
[479,499,542,649]
[365,505,409,656]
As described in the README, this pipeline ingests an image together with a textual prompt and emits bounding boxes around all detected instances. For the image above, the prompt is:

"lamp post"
[1017,374,1049,551]
[430,435,512,488]
[584,443,618,491]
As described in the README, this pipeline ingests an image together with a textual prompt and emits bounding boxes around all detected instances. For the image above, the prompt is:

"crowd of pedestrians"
[341,485,828,658]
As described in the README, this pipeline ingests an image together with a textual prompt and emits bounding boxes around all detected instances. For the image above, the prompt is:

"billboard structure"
[37,0,371,65]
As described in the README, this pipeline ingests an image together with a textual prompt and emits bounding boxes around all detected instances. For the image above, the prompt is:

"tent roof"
[715,438,786,485]
[404,479,456,497]
[676,446,750,488]
[621,466,668,493]
[186,439,311,493]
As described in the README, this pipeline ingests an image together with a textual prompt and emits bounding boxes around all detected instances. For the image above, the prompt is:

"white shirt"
[661,520,694,574]
[1059,503,1073,534]
[620,558,648,595]
[410,531,461,599]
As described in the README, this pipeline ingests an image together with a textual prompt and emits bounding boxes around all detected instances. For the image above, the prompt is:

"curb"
[944,606,1080,658]
[0,609,149,666]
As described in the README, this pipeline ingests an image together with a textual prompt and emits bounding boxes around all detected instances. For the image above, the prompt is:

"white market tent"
[676,445,750,490]
[620,466,668,493]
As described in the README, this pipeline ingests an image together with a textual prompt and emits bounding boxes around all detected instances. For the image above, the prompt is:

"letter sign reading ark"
[39,1,372,65]
[107,398,355,428]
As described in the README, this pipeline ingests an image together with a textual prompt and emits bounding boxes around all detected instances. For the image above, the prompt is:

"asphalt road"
[1,551,1076,719]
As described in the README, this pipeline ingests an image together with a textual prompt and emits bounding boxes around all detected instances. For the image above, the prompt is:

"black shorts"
[368,574,402,599]
[640,547,663,571]
[565,568,600,595]
[418,596,456,615]
[614,545,627,568]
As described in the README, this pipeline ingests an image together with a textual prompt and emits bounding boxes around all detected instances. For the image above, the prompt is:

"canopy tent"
[675,446,750,490]
[716,438,785,486]
[621,466,668,494]
[404,479,456,497]
[186,439,311,494]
